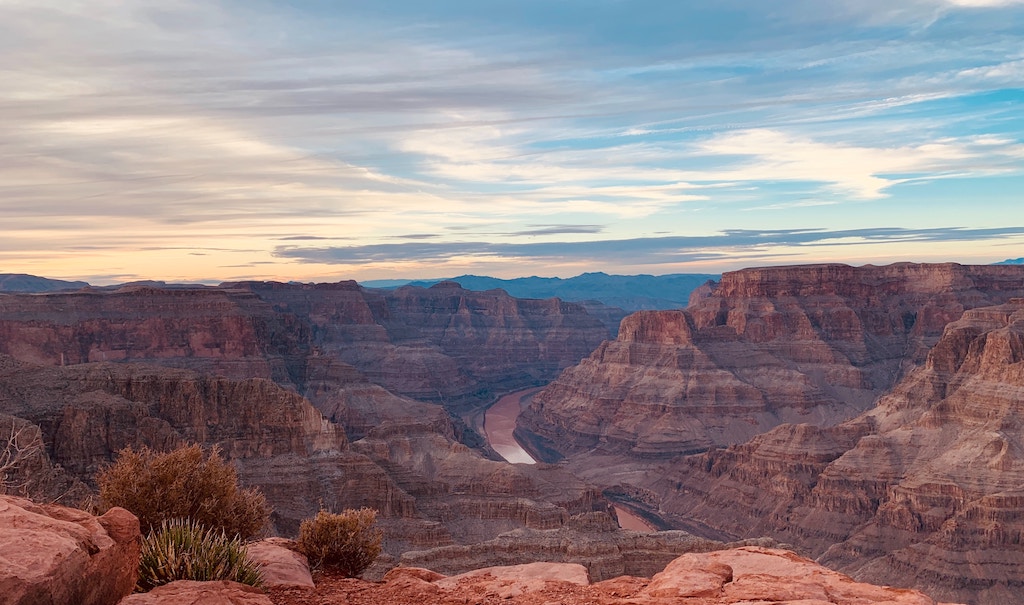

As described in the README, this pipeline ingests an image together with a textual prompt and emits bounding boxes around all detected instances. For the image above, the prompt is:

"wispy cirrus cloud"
[275,226,1024,266]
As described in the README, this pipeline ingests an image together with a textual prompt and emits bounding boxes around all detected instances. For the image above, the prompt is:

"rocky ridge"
[520,263,1024,458]
[643,297,1024,604]
[0,280,608,410]
[269,546,952,605]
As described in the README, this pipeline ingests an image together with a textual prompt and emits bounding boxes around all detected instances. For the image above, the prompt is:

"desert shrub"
[297,508,382,577]
[96,443,269,539]
[136,518,263,591]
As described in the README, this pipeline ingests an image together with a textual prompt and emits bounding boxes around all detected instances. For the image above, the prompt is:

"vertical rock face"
[0,286,299,383]
[0,280,607,410]
[226,280,609,408]
[653,298,1024,605]
[520,263,1024,458]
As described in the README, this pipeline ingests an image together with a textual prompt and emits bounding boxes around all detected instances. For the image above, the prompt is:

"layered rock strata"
[230,280,609,407]
[650,298,1024,604]
[521,263,1024,458]
[0,281,607,409]
[398,511,783,581]
[0,356,608,553]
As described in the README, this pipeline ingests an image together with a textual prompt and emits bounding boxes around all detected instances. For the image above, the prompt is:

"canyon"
[2,262,1024,604]
[644,297,1024,605]
[521,263,1024,459]
[515,263,1024,604]
[0,280,612,558]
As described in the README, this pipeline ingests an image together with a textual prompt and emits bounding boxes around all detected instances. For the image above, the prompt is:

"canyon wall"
[520,263,1024,458]
[0,281,607,410]
[0,355,609,555]
[641,298,1024,604]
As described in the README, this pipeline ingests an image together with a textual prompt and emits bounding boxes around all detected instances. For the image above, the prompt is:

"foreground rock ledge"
[0,495,140,605]
[265,546,960,605]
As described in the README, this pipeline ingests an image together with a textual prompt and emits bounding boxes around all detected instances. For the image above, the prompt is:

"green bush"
[297,508,382,577]
[96,444,269,539]
[136,518,263,592]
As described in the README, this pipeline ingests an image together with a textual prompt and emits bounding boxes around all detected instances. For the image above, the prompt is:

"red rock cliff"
[652,297,1024,605]
[520,263,1024,458]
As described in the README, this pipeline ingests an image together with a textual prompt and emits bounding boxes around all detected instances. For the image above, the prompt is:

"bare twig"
[0,419,44,494]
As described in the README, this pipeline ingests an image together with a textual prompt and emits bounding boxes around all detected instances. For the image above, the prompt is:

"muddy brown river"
[482,387,655,531]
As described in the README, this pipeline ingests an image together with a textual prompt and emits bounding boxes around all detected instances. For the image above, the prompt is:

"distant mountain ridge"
[362,272,719,311]
[0,273,88,292]
[997,257,1024,265]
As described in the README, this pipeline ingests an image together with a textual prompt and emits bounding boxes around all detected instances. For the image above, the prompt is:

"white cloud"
[687,129,1024,199]
[944,0,1024,6]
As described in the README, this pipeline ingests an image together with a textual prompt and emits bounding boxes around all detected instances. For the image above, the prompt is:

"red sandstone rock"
[119,580,272,605]
[643,547,937,604]
[266,546,950,605]
[435,561,590,598]
[384,567,446,583]
[0,495,140,605]
[246,539,314,589]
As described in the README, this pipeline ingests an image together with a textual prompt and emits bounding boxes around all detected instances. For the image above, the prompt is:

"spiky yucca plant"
[136,518,264,592]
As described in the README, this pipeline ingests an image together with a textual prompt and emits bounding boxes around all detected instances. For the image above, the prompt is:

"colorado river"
[483,387,542,465]
[482,387,656,532]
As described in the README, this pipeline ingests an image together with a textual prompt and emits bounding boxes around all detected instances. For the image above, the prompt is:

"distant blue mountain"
[0,274,89,292]
[996,257,1024,265]
[361,272,719,311]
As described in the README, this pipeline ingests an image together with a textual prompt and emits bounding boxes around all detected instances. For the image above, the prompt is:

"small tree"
[0,417,43,495]
[96,443,269,540]
[297,508,382,577]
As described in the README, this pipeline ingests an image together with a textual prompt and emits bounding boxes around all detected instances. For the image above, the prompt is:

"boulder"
[245,538,313,588]
[0,495,140,605]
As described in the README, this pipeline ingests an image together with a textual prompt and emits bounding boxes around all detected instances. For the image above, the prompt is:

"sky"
[2,0,1023,285]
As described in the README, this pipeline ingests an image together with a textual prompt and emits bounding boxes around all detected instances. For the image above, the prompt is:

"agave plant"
[136,518,264,592]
